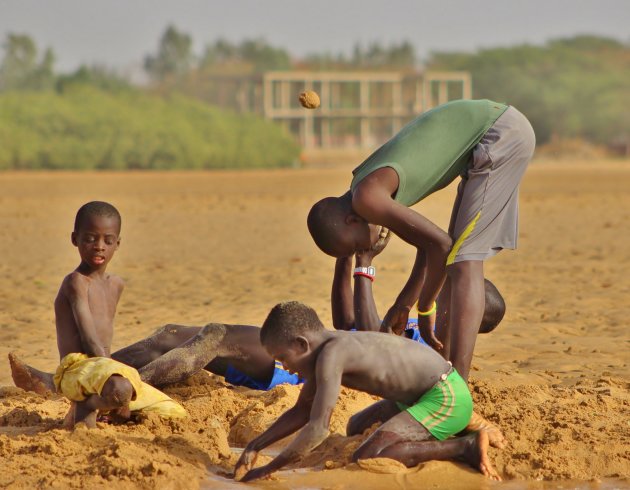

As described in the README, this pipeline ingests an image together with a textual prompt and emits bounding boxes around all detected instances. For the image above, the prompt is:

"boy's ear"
[71,232,78,246]
[345,213,363,226]
[295,336,310,354]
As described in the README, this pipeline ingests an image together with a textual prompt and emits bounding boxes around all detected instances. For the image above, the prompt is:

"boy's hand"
[380,304,410,335]
[418,315,443,351]
[239,464,274,482]
[371,227,391,257]
[358,227,391,260]
[234,447,259,481]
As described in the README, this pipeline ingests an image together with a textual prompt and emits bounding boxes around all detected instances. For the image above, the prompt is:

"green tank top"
[350,99,508,206]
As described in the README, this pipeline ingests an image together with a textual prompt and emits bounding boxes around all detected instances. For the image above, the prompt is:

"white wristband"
[353,266,376,278]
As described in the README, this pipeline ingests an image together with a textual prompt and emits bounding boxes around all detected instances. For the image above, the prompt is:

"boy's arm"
[235,380,316,480]
[332,229,391,332]
[331,257,355,330]
[352,229,390,331]
[66,275,108,357]
[353,176,450,348]
[239,345,344,482]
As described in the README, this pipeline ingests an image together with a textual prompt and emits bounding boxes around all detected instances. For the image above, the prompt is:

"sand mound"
[357,457,409,474]
[471,376,630,480]
[1,371,628,488]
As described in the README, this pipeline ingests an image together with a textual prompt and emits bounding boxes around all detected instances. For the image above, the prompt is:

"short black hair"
[307,196,349,257]
[74,201,121,233]
[260,301,325,346]
[480,279,506,334]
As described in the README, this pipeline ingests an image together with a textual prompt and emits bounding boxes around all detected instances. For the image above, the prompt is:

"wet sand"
[0,162,629,488]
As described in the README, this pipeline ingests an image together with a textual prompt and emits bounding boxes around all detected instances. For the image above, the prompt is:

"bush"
[0,85,301,170]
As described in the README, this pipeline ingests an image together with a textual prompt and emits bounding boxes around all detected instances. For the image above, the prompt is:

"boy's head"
[479,279,506,334]
[307,195,376,258]
[71,201,122,270]
[260,301,326,376]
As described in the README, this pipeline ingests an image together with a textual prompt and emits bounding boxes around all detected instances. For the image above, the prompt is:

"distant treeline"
[0,85,300,170]
[139,28,629,150]
[428,36,630,149]
[0,29,628,170]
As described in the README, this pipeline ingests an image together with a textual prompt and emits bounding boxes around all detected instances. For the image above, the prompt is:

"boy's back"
[271,330,451,405]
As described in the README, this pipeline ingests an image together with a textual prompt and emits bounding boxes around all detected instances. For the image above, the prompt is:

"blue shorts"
[403,319,426,344]
[224,361,304,391]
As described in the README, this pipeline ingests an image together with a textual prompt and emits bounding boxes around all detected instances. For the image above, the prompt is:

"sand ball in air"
[299,91,320,109]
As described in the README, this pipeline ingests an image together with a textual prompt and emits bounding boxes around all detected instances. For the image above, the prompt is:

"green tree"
[56,64,131,93]
[145,25,194,81]
[200,38,290,72]
[0,33,55,91]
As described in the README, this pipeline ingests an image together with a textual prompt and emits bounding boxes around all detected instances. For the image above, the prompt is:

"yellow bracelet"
[417,301,437,316]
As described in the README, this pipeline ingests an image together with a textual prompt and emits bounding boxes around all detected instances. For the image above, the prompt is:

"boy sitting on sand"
[234,301,501,482]
[51,201,185,428]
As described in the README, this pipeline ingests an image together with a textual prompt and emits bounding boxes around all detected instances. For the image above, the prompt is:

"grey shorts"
[446,106,536,264]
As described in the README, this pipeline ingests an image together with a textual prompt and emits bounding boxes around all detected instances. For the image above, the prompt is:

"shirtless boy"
[234,301,501,482]
[11,276,504,396]
[48,201,184,428]
[308,99,535,380]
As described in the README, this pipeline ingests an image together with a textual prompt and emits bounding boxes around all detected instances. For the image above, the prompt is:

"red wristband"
[353,272,374,282]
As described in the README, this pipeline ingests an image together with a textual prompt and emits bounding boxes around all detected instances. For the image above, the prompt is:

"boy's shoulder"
[318,331,363,358]
[59,270,124,297]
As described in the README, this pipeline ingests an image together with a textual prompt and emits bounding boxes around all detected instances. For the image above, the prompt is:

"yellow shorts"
[54,353,187,419]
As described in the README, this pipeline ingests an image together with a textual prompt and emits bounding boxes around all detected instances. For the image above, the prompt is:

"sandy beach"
[0,161,628,489]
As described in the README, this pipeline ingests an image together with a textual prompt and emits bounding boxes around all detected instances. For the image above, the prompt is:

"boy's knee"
[157,324,185,339]
[101,375,134,407]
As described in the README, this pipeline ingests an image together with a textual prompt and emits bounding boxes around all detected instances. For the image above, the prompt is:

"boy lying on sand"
[51,201,185,428]
[234,301,502,482]
[11,275,504,395]
[331,229,506,343]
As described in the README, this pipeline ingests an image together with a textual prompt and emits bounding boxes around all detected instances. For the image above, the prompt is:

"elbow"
[440,235,454,255]
[427,237,452,264]
[437,235,453,264]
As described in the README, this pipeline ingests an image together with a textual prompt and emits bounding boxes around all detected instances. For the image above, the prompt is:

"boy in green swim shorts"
[234,302,501,482]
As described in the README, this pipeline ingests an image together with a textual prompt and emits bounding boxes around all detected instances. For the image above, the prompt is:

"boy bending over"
[308,99,535,381]
[234,302,501,482]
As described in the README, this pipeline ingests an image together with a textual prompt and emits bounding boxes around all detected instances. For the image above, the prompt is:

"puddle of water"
[203,469,629,490]
[203,450,629,490]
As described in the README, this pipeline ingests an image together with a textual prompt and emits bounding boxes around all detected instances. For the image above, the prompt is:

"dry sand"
[0,161,629,489]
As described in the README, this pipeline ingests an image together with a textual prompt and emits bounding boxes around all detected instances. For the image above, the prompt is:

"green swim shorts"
[396,367,473,441]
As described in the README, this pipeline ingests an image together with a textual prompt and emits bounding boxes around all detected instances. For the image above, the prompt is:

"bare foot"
[466,411,506,449]
[8,352,56,396]
[462,431,502,481]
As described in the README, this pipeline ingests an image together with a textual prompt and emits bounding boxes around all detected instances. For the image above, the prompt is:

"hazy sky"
[1,0,628,74]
